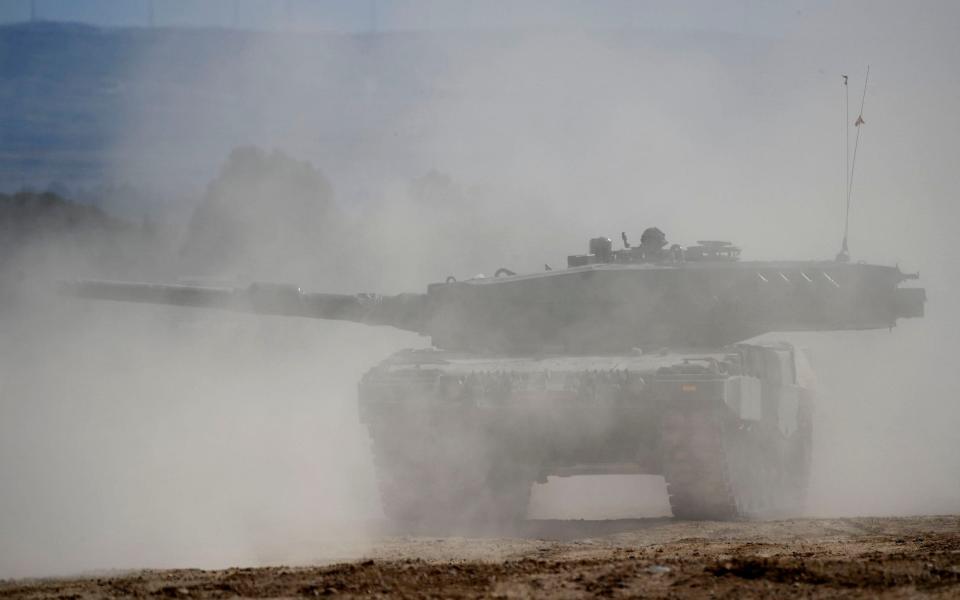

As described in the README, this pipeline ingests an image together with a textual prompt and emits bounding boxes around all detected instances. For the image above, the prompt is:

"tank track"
[661,398,811,520]
[660,404,740,519]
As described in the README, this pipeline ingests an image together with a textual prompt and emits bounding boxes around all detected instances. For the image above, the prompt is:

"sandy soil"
[2,516,958,598]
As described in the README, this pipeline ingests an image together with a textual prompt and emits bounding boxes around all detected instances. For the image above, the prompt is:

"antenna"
[147,0,155,28]
[232,0,239,29]
[837,67,869,262]
[29,0,37,22]
[837,74,849,261]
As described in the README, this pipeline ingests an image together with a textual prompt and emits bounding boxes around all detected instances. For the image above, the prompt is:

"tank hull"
[359,343,813,524]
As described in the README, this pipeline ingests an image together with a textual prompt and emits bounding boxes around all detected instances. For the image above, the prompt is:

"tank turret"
[62,232,925,353]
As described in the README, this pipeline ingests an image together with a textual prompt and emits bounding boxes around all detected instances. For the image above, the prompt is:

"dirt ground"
[2,516,958,598]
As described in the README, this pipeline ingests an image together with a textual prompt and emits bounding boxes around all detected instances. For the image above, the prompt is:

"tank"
[60,228,925,523]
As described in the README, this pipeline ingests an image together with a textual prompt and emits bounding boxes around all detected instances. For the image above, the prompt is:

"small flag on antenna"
[854,115,865,127]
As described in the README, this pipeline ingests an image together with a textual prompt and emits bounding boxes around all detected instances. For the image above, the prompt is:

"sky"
[1,0,822,36]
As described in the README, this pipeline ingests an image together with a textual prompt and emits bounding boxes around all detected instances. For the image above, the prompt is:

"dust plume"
[1,0,958,580]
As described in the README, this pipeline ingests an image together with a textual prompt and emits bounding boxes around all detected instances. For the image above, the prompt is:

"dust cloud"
[1,0,959,580]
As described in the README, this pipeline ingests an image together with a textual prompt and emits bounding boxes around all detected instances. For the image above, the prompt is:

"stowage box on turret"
[62,228,925,523]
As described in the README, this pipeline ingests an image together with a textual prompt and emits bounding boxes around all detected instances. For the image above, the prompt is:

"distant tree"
[179,147,340,282]
[0,189,161,287]
[407,169,463,208]
[0,190,128,238]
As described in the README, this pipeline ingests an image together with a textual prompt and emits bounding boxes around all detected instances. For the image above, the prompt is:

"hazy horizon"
[2,0,819,36]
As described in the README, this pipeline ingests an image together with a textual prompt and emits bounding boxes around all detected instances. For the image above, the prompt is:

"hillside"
[0,21,770,206]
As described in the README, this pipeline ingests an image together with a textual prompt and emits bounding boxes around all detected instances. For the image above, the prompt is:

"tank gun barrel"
[60,280,429,333]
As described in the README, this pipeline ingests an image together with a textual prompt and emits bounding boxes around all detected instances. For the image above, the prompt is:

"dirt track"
[3,516,958,598]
